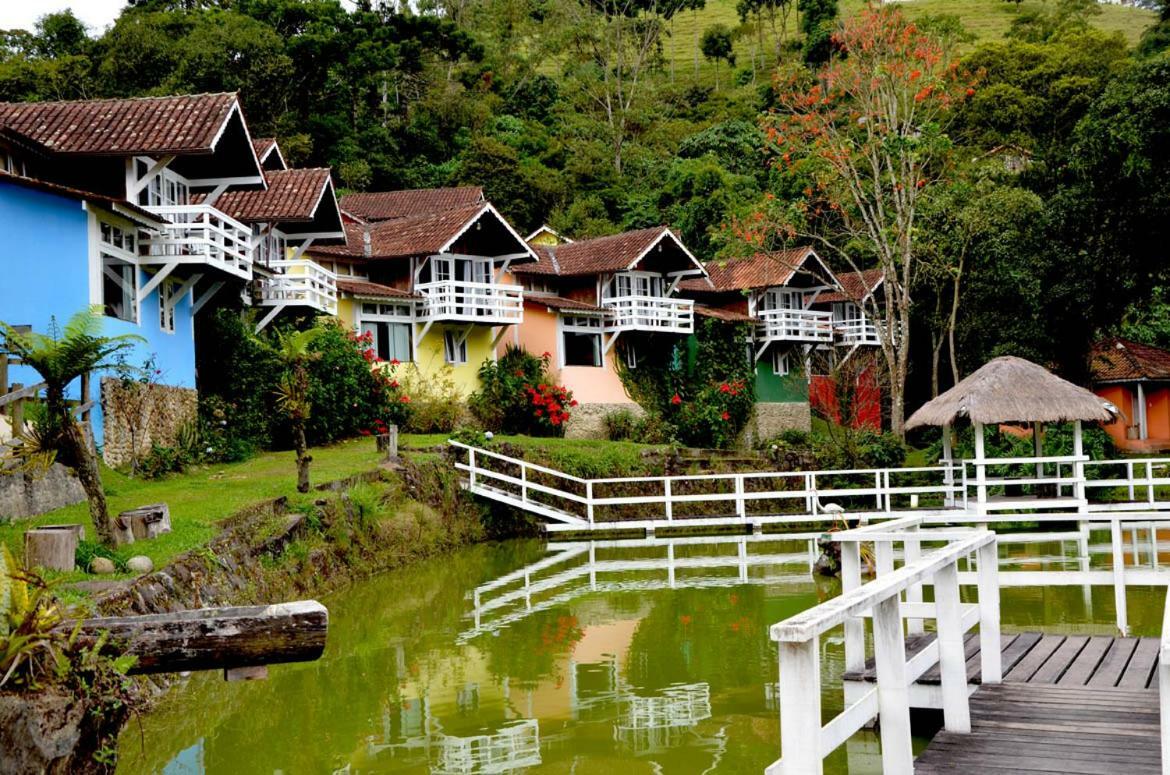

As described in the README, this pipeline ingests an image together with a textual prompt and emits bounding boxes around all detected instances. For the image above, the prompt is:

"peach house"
[1090,338,1170,453]
[505,227,707,437]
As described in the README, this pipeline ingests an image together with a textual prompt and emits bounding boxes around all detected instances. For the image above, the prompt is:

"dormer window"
[135,159,189,208]
[606,271,665,300]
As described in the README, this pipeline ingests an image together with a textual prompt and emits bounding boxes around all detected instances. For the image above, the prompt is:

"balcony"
[756,308,833,343]
[835,318,900,346]
[416,280,524,325]
[602,295,694,334]
[254,259,337,316]
[139,204,253,280]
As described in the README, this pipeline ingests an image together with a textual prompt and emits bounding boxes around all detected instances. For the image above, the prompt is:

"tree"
[267,326,326,493]
[700,24,735,90]
[0,308,142,545]
[796,0,836,65]
[759,6,973,436]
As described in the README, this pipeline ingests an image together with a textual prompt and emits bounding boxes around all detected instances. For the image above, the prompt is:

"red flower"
[535,409,543,416]
[399,395,412,403]
[721,411,731,421]
[570,400,578,407]
[389,380,399,389]
[542,351,551,358]
[719,383,731,393]
[671,393,682,405]
[390,358,400,366]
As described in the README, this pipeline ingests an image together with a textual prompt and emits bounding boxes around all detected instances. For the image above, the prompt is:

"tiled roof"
[212,168,331,223]
[0,170,164,224]
[336,279,418,300]
[1090,338,1170,383]
[695,305,757,323]
[340,187,484,222]
[253,137,277,159]
[816,268,885,304]
[531,295,609,314]
[512,227,691,277]
[680,248,819,292]
[310,203,483,260]
[0,93,239,155]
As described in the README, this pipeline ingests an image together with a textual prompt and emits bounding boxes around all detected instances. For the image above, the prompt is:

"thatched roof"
[905,356,1117,430]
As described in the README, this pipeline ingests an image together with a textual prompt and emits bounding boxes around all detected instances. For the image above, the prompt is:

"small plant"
[398,364,464,433]
[603,409,639,441]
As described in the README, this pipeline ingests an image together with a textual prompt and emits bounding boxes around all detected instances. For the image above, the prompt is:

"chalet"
[0,92,313,464]
[678,248,839,437]
[507,227,706,436]
[1090,338,1170,453]
[307,187,537,395]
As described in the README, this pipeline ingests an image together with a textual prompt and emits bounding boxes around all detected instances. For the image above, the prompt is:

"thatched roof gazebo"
[906,356,1118,515]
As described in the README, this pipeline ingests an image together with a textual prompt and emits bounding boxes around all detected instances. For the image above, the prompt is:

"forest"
[0,0,1167,414]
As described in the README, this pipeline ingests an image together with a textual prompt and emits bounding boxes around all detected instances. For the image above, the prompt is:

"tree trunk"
[63,420,113,545]
[294,423,312,493]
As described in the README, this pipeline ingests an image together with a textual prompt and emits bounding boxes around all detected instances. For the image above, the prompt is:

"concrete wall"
[0,464,86,520]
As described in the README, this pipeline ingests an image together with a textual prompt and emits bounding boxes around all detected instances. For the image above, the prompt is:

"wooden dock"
[847,631,1163,773]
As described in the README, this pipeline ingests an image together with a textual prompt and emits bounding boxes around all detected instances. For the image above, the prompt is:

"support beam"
[255,304,285,332]
[137,262,180,305]
[192,280,226,314]
[127,154,176,198]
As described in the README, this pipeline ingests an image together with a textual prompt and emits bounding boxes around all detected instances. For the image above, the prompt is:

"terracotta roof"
[253,137,277,159]
[530,295,609,314]
[680,248,820,292]
[1090,338,1170,383]
[0,93,239,156]
[0,170,164,224]
[696,305,757,323]
[512,227,698,277]
[340,187,484,222]
[816,268,885,304]
[336,279,419,300]
[212,168,332,223]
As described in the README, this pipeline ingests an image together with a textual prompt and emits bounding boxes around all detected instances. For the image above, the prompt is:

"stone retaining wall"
[565,401,644,439]
[100,379,198,469]
[741,402,811,447]
[0,463,86,521]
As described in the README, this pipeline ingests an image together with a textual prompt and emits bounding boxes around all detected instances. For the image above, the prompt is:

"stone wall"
[565,401,645,440]
[741,402,811,447]
[0,463,86,521]
[100,379,198,468]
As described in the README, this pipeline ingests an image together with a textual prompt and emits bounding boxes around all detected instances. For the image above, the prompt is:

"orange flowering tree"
[749,5,975,436]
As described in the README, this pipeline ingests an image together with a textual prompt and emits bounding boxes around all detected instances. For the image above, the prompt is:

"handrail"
[1160,578,1170,774]
[0,381,46,408]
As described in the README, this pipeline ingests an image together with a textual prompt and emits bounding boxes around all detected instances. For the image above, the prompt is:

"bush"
[305,321,398,444]
[470,346,575,436]
[604,409,639,441]
[398,363,464,433]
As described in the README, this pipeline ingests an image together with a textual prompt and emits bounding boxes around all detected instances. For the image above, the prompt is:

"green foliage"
[397,364,464,434]
[797,0,837,64]
[470,346,575,436]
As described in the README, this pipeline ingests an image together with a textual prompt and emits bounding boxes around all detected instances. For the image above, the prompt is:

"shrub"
[470,346,575,436]
[604,409,639,441]
[398,363,464,433]
[305,320,397,445]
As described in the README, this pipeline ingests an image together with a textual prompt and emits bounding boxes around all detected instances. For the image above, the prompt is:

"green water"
[117,530,1167,775]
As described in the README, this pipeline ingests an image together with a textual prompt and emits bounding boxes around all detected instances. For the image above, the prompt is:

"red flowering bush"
[471,346,574,436]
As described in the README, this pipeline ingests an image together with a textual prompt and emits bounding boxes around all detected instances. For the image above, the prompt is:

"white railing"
[140,204,254,280]
[767,529,1000,775]
[834,318,902,347]
[1084,457,1170,511]
[962,454,1088,514]
[416,280,523,324]
[756,308,833,343]
[1160,587,1170,775]
[432,720,541,774]
[254,258,338,315]
[601,295,694,334]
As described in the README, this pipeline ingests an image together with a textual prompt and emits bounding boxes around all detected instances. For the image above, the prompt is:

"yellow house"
[307,187,537,395]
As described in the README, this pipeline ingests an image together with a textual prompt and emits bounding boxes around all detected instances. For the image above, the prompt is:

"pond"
[117,529,1168,774]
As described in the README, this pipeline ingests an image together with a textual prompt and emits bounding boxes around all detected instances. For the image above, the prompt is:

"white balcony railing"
[416,280,524,325]
[834,317,902,347]
[140,204,253,280]
[757,308,833,343]
[602,295,694,334]
[254,259,337,315]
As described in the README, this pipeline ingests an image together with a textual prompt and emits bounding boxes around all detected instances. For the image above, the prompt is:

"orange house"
[1090,338,1170,452]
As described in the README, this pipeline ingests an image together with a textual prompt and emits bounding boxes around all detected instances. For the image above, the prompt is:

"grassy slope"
[660,0,1155,83]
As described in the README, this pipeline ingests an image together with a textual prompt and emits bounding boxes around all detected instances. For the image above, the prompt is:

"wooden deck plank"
[1056,635,1114,686]
[998,631,1042,677]
[1003,634,1066,682]
[920,632,980,683]
[1031,635,1090,684]
[1087,637,1139,688]
[1120,637,1161,689]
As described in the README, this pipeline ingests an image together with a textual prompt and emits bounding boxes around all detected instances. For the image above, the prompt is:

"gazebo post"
[1032,421,1043,484]
[973,422,987,516]
[942,423,954,508]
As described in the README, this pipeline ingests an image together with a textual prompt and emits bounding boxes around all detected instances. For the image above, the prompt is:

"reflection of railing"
[614,683,712,752]
[432,719,541,775]
[756,308,833,343]
[767,527,1000,775]
[601,294,694,334]
[140,204,253,279]
[416,280,523,324]
[254,258,337,315]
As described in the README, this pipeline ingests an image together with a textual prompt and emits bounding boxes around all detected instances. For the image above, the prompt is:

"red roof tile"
[695,305,757,323]
[679,248,822,292]
[816,268,885,304]
[336,279,418,300]
[0,170,164,224]
[0,93,239,155]
[253,137,277,159]
[512,227,696,277]
[340,187,483,222]
[529,295,609,314]
[212,168,332,223]
[1090,338,1170,383]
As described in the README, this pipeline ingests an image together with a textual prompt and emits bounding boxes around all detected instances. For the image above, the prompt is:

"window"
[773,349,790,376]
[159,280,177,333]
[625,342,639,369]
[606,271,664,300]
[562,315,603,367]
[761,288,803,313]
[98,216,138,323]
[522,277,556,295]
[253,226,286,268]
[357,302,414,363]
[135,160,189,208]
[444,331,468,365]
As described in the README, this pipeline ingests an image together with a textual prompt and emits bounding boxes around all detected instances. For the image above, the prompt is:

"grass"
[658,0,1155,87]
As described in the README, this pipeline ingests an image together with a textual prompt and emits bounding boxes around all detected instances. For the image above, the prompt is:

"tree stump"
[24,524,84,572]
[115,503,171,545]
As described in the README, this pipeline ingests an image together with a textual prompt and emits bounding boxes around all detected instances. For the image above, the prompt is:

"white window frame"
[134,158,190,208]
[357,302,414,363]
[253,226,287,268]
[97,213,139,324]
[773,349,790,377]
[444,330,469,365]
[159,279,177,334]
[761,288,804,313]
[560,314,604,368]
[606,270,664,300]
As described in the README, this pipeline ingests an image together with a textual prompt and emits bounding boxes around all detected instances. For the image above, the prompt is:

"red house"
[1090,338,1170,453]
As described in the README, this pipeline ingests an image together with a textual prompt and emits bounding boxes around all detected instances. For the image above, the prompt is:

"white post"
[935,562,972,733]
[872,596,914,774]
[520,465,528,504]
[805,473,815,515]
[977,539,1002,684]
[974,422,988,514]
[1160,657,1170,775]
[1111,517,1129,636]
[875,539,894,578]
[735,475,746,520]
[468,448,477,489]
[664,478,673,522]
[904,527,924,635]
[1149,461,1157,506]
[1138,381,1148,439]
[778,639,822,775]
[942,422,955,508]
[1032,421,1043,482]
[667,542,676,588]
[874,471,883,511]
[841,540,865,674]
[586,481,595,526]
[1073,420,1086,512]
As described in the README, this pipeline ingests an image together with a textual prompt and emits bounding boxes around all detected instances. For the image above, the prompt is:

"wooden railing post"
[840,540,865,673]
[873,595,914,773]
[10,382,23,433]
[1111,517,1129,636]
[1149,461,1157,506]
[0,352,8,397]
[977,539,1002,684]
[468,448,477,489]
[935,561,972,733]
[664,478,673,522]
[520,465,528,504]
[778,638,822,775]
[734,475,746,520]
[904,527,924,635]
[586,481,595,525]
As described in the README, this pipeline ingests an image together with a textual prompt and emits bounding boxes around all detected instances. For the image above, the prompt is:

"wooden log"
[118,503,171,542]
[68,600,328,675]
[24,524,84,572]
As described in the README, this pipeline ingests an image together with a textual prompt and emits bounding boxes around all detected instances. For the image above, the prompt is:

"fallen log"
[65,600,328,675]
